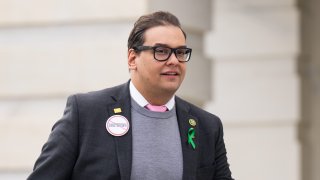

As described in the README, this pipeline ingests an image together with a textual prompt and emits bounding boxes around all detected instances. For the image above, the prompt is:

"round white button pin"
[106,115,130,136]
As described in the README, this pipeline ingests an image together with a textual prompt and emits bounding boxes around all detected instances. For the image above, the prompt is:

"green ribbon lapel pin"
[188,127,196,150]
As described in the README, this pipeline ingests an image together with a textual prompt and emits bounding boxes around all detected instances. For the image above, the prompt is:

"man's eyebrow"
[154,43,187,48]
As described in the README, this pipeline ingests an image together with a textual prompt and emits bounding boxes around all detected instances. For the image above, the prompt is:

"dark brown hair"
[127,11,186,50]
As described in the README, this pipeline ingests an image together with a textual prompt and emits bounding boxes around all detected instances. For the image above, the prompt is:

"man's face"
[128,25,187,100]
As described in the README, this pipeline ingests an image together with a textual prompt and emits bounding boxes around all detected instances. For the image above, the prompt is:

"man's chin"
[160,84,181,94]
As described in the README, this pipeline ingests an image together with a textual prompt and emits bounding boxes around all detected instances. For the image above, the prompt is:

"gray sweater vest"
[130,99,183,180]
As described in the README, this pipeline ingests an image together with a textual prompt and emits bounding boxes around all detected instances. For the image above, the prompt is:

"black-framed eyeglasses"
[133,46,192,62]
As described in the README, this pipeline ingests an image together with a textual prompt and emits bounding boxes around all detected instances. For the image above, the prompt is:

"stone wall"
[204,0,301,179]
[0,0,212,178]
[2,0,320,180]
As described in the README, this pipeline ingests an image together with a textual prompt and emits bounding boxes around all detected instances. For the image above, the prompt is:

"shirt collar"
[129,81,175,110]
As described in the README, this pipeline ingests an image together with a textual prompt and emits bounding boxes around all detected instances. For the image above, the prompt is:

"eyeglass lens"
[154,47,191,62]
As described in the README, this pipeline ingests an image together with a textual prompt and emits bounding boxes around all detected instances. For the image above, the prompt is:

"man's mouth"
[161,71,179,76]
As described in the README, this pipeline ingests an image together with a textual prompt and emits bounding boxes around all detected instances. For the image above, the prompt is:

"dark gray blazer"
[28,81,233,180]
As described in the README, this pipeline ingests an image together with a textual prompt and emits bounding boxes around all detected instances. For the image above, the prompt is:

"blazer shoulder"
[177,97,220,119]
[71,82,129,105]
[176,96,223,128]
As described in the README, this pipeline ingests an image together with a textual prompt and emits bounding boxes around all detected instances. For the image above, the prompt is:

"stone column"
[205,0,300,179]
[148,0,212,106]
[299,0,320,179]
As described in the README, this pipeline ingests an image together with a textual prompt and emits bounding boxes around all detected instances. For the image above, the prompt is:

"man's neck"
[129,81,175,108]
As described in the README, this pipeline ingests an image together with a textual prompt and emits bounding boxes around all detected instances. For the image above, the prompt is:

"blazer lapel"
[107,82,132,180]
[175,97,199,180]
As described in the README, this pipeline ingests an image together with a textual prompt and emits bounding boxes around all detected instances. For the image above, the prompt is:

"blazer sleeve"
[27,95,79,180]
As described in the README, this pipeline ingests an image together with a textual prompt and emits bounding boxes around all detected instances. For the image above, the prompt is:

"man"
[28,11,233,180]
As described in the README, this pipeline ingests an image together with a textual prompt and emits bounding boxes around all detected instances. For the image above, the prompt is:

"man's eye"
[155,47,170,54]
[176,49,187,55]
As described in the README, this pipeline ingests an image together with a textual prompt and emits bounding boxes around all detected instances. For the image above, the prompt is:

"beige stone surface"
[224,124,300,180]
[204,0,301,180]
[0,0,147,25]
[208,57,300,123]
[206,0,299,57]
[149,0,211,31]
[0,98,67,170]
[0,23,131,97]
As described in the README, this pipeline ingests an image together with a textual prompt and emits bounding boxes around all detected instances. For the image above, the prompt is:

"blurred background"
[0,0,319,179]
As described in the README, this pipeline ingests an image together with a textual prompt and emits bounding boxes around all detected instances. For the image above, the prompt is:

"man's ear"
[128,49,137,70]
